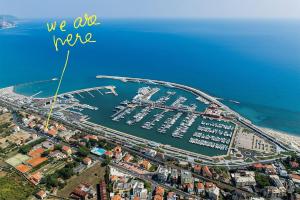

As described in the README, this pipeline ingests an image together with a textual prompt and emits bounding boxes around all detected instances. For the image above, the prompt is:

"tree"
[41,150,50,157]
[45,175,58,188]
[57,168,74,179]
[101,156,112,167]
[54,144,62,151]
[255,173,271,188]
[77,146,89,157]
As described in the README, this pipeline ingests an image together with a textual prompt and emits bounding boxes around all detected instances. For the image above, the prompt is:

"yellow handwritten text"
[46,13,99,51]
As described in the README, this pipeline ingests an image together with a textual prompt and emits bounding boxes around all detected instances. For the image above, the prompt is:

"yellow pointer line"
[45,50,70,129]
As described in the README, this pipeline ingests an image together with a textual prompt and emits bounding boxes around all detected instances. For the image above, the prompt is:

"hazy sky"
[1,0,300,19]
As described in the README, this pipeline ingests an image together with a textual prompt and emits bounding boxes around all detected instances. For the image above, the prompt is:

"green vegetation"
[0,122,12,136]
[255,173,271,188]
[143,181,152,192]
[131,155,139,163]
[43,162,76,188]
[137,143,147,148]
[54,144,62,151]
[19,137,46,154]
[224,155,232,160]
[41,150,50,157]
[97,139,115,150]
[0,171,35,200]
[77,146,90,157]
[101,155,112,167]
[155,148,165,153]
[194,159,202,163]
[149,164,158,172]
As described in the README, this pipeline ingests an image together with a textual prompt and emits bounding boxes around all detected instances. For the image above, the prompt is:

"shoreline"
[2,79,299,153]
[260,126,300,150]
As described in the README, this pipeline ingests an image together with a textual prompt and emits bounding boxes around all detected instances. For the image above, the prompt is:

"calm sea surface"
[1,19,300,135]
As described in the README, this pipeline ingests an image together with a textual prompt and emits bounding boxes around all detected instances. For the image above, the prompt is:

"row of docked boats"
[157,112,182,133]
[171,113,198,138]
[189,137,228,151]
[200,120,234,130]
[192,132,230,144]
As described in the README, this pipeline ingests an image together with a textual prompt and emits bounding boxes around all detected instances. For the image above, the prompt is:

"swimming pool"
[91,147,106,156]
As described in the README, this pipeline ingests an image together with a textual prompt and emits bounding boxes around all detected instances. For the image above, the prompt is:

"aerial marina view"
[0,76,237,157]
[0,75,292,160]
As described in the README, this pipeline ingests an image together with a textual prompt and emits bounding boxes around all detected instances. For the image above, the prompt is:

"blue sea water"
[1,19,300,135]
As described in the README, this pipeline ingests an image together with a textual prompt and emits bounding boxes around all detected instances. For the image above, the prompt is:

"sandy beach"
[260,127,300,151]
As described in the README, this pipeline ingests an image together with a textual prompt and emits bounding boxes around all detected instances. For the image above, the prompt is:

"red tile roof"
[28,147,45,157]
[155,186,164,196]
[26,157,48,167]
[197,182,204,189]
[16,164,32,173]
[112,194,121,200]
[194,164,202,172]
[252,163,263,169]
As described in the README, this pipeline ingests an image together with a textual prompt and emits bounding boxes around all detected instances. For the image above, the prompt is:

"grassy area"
[0,113,13,137]
[0,171,35,200]
[57,162,105,198]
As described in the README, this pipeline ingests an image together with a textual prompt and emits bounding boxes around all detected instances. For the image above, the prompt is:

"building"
[269,175,286,197]
[144,149,157,157]
[113,182,131,193]
[28,147,45,158]
[291,174,300,184]
[62,145,72,155]
[157,167,169,182]
[232,171,256,187]
[290,161,299,169]
[193,165,202,174]
[205,182,220,200]
[181,170,193,185]
[167,192,176,200]
[112,194,122,200]
[26,157,48,167]
[70,183,96,200]
[140,160,151,170]
[49,150,67,159]
[155,186,164,199]
[113,146,122,160]
[71,188,88,199]
[16,164,32,173]
[185,183,194,194]
[202,166,213,179]
[97,181,107,200]
[170,169,178,183]
[29,172,43,185]
[153,195,163,200]
[264,164,276,175]
[83,157,92,165]
[123,153,133,163]
[84,134,98,141]
[263,186,285,199]
[36,190,47,199]
[47,128,57,137]
[42,141,54,150]
[252,163,264,171]
[131,181,147,200]
[196,182,205,195]
[279,169,288,177]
